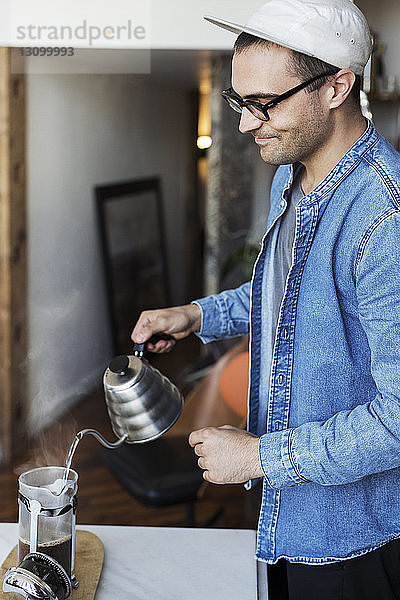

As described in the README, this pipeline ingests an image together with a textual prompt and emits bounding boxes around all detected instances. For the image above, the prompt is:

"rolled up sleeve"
[192,281,251,343]
[259,429,310,489]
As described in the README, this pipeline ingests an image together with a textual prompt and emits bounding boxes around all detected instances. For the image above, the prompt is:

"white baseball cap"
[204,0,372,75]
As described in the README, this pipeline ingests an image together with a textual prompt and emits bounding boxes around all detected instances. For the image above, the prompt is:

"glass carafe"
[18,466,78,579]
[3,466,78,599]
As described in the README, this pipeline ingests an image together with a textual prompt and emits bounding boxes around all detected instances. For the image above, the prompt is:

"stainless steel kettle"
[103,339,183,444]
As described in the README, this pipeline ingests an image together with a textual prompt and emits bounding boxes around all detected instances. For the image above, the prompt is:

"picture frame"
[95,177,171,355]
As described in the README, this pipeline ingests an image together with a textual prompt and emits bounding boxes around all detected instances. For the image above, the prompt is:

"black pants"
[267,538,400,600]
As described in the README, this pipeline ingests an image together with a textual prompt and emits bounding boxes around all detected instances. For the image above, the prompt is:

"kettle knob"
[109,355,130,374]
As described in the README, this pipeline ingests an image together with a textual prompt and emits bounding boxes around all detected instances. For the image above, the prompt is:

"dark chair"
[102,436,205,526]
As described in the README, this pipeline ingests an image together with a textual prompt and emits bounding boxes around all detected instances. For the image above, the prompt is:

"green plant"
[221,243,260,284]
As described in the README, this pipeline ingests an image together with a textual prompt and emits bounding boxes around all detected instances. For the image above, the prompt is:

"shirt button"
[278,374,284,385]
[283,328,288,339]
[275,420,283,431]
[280,200,285,208]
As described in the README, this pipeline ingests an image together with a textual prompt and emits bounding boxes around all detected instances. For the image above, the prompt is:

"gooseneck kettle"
[75,335,184,451]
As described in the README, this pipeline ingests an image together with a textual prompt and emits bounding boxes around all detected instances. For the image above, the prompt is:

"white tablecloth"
[0,523,268,600]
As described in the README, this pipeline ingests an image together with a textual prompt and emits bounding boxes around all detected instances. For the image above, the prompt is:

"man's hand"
[131,304,202,353]
[188,425,264,484]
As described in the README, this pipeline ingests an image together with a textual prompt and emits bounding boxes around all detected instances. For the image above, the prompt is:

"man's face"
[231,44,332,165]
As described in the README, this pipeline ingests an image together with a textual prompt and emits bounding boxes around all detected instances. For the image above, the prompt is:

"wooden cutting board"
[0,530,104,599]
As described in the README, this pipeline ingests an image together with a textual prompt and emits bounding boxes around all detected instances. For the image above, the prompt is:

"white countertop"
[0,523,268,600]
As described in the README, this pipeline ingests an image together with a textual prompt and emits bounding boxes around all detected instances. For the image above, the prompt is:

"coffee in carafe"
[18,535,73,578]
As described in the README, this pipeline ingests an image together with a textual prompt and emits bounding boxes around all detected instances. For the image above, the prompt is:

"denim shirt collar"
[281,119,379,208]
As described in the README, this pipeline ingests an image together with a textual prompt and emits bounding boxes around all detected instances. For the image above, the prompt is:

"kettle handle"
[133,333,175,358]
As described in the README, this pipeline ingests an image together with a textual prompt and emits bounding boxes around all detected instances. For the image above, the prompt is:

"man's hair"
[233,32,361,107]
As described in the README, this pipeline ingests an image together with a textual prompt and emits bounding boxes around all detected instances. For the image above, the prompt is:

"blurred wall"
[359,0,400,149]
[359,0,400,84]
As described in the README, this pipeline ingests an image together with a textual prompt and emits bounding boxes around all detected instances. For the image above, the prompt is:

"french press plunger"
[3,466,78,600]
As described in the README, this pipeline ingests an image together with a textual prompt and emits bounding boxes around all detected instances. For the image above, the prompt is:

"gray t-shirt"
[270,167,304,349]
[257,166,304,433]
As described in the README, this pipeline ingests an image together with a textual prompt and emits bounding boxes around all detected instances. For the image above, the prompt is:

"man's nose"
[239,107,263,134]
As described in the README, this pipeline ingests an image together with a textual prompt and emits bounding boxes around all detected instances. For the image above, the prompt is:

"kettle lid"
[109,355,129,374]
[104,354,144,390]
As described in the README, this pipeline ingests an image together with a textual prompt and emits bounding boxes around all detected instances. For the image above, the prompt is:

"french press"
[3,466,78,600]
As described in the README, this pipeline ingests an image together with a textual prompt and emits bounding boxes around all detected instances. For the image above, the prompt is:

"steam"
[15,418,79,477]
[17,351,104,478]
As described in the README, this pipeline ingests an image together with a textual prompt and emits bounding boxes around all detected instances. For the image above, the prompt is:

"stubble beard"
[257,101,330,166]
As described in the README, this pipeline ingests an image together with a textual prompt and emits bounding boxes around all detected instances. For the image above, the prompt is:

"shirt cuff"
[259,429,310,489]
[190,296,230,343]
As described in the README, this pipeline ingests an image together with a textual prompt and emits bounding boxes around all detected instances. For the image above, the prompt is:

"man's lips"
[254,136,277,144]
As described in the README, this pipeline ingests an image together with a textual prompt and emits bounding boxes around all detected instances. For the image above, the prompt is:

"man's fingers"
[188,429,202,447]
[132,304,201,348]
[188,427,212,447]
[146,339,176,353]
[193,443,204,457]
[131,325,154,344]
[131,311,168,344]
[131,310,178,353]
[197,457,206,469]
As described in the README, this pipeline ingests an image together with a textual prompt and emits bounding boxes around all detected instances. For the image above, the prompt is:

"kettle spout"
[76,429,128,449]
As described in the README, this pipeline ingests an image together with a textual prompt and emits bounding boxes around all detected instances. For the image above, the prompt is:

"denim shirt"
[194,120,400,564]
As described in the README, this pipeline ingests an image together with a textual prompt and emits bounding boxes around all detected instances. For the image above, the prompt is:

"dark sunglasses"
[221,72,337,122]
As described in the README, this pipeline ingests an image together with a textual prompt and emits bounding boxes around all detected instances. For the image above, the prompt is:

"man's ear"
[327,69,356,109]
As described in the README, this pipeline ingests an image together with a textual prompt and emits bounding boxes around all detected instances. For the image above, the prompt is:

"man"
[132,0,400,597]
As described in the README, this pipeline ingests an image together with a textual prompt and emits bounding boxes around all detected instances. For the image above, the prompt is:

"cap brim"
[204,16,245,36]
[204,15,310,56]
